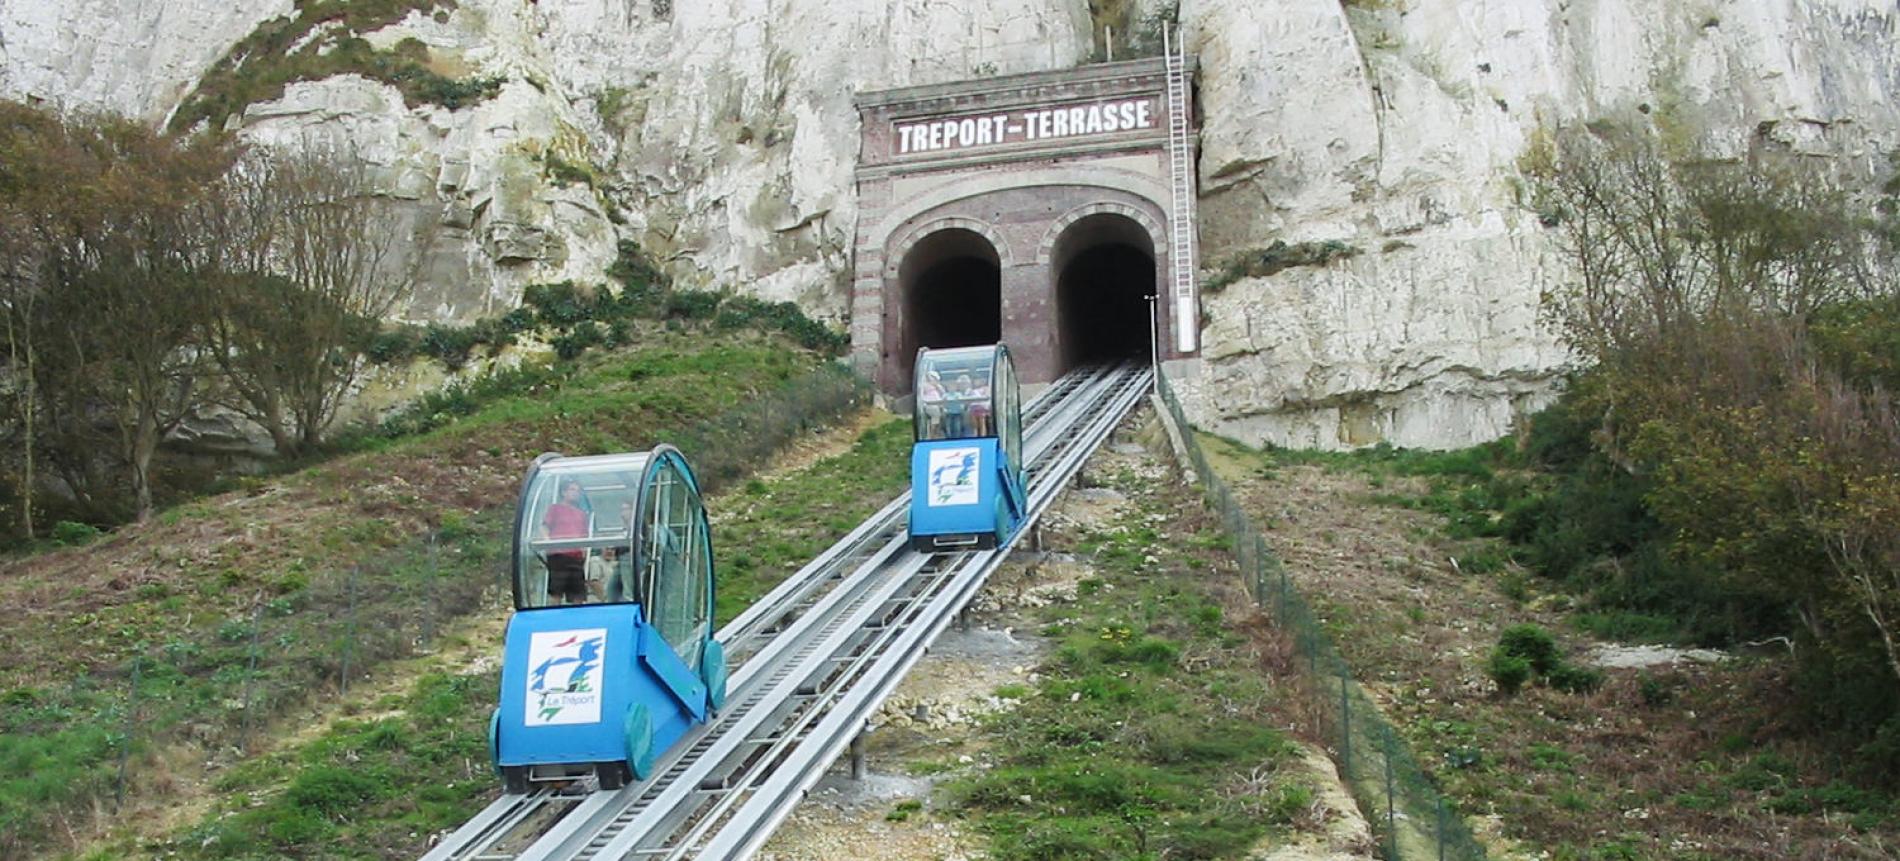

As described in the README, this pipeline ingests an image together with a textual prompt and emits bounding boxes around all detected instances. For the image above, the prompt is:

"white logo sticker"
[926,447,982,507]
[525,628,606,726]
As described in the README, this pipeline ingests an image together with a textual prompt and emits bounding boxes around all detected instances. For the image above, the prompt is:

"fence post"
[341,566,359,695]
[1386,729,1398,859]
[114,653,143,810]
[1340,668,1352,782]
[422,534,438,649]
[1254,536,1269,606]
[1438,795,1447,861]
[240,600,265,750]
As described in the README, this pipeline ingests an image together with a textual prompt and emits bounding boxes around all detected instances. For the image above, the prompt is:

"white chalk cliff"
[3,0,1896,449]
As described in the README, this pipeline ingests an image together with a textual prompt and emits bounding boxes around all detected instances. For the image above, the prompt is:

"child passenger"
[584,546,617,603]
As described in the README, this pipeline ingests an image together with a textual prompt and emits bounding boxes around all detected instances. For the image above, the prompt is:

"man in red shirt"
[542,478,591,604]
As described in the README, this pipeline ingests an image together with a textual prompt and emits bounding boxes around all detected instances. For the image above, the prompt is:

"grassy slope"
[711,416,911,623]
[1201,436,1900,861]
[63,378,914,860]
[940,422,1311,861]
[1,332,840,858]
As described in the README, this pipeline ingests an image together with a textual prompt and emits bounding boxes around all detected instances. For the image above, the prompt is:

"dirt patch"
[1589,644,1730,669]
[742,407,893,480]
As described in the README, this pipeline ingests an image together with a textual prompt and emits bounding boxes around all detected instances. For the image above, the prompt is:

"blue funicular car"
[491,445,727,792]
[907,344,1027,553]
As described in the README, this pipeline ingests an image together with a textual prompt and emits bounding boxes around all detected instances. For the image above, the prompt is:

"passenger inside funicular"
[916,350,997,442]
[522,470,640,608]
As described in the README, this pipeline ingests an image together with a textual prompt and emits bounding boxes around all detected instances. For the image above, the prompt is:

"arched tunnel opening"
[1054,213,1157,373]
[900,228,1002,390]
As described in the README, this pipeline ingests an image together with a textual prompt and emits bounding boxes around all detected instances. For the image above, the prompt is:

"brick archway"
[852,57,1199,397]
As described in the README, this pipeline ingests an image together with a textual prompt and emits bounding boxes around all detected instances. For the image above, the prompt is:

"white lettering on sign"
[894,97,1159,156]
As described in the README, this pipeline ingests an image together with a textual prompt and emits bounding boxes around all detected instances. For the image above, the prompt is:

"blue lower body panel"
[496,604,703,781]
[909,439,1021,553]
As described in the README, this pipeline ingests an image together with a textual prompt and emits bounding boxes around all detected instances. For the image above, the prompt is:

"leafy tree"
[1529,122,1900,705]
[0,102,232,524]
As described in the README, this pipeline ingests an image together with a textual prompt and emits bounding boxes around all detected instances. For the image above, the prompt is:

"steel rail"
[682,365,1152,859]
[419,363,1135,861]
[553,366,1138,861]
[713,365,1102,661]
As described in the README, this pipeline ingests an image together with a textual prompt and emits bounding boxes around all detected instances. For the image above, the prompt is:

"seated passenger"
[918,371,948,437]
[541,478,591,605]
[945,374,974,437]
[584,546,617,603]
[609,500,637,603]
[967,377,992,436]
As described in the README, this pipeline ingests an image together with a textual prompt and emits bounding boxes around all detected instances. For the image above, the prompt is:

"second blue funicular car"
[907,344,1026,553]
[490,445,727,793]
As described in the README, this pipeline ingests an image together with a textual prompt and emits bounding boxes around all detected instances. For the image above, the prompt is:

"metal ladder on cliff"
[1162,25,1198,356]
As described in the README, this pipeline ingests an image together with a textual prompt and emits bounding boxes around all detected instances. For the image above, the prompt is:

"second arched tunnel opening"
[1054,212,1157,374]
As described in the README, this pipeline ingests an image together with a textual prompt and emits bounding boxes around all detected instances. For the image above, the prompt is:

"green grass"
[0,335,860,857]
[160,672,496,859]
[710,416,911,624]
[170,2,503,134]
[947,463,1299,860]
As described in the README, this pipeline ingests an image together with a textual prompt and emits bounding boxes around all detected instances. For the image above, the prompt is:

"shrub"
[523,281,596,328]
[550,321,605,360]
[1497,623,1562,675]
[1201,239,1361,293]
[1487,649,1532,695]
[1546,663,1604,694]
[418,323,480,370]
[664,289,723,320]
[49,521,101,547]
[284,766,380,816]
[364,327,419,364]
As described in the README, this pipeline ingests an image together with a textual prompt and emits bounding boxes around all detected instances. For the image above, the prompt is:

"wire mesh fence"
[1154,369,1488,860]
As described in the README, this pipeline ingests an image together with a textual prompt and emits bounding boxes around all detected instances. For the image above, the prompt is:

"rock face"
[3,0,1896,449]
[1177,0,1899,449]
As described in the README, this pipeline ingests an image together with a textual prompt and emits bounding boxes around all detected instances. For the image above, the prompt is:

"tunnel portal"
[1054,213,1157,371]
[853,57,1200,396]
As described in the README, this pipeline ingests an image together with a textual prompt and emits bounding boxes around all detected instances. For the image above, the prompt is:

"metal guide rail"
[421,363,1150,861]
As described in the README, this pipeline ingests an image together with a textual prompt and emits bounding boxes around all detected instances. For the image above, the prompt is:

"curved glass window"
[915,346,999,442]
[637,453,711,671]
[510,448,715,672]
[514,453,648,610]
[996,350,1022,470]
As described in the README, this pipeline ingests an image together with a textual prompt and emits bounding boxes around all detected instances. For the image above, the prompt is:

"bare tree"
[198,145,415,455]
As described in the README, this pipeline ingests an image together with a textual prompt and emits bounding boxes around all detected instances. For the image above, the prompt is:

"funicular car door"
[633,451,712,718]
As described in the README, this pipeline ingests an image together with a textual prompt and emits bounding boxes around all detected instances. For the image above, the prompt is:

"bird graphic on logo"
[930,451,978,504]
[530,635,603,722]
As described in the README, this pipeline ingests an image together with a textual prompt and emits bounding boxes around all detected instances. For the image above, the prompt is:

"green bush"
[1546,663,1604,694]
[284,766,381,816]
[419,323,481,370]
[1487,649,1533,695]
[49,520,102,547]
[523,280,598,328]
[550,321,605,360]
[664,289,723,320]
[1497,624,1562,675]
[364,327,419,364]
